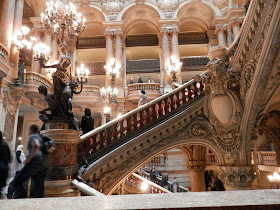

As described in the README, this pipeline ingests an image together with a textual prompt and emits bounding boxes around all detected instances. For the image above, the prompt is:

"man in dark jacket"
[13,125,48,198]
[81,108,94,135]
[0,131,11,198]
[161,171,169,190]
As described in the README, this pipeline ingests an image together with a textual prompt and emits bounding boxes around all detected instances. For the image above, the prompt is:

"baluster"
[193,82,198,97]
[187,85,192,101]
[118,120,125,139]
[112,123,119,142]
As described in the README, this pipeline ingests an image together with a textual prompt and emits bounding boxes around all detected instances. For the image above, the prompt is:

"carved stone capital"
[3,86,24,116]
[187,160,206,172]
[218,166,256,190]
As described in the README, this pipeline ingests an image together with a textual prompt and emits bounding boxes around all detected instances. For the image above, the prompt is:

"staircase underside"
[82,95,225,194]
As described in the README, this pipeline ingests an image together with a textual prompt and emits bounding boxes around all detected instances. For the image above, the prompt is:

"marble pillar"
[40,129,81,197]
[232,22,241,40]
[0,95,6,132]
[105,31,114,87]
[10,0,24,69]
[227,27,234,47]
[31,31,41,73]
[216,28,227,47]
[159,30,170,88]
[171,30,182,84]
[0,0,16,52]
[187,160,206,192]
[115,32,123,88]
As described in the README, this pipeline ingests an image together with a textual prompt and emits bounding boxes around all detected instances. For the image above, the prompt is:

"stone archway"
[81,97,226,194]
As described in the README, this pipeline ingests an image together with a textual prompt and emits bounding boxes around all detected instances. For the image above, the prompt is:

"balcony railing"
[142,171,189,193]
[126,59,160,73]
[0,43,9,77]
[73,85,101,104]
[257,151,278,166]
[181,56,210,71]
[127,173,171,194]
[78,62,105,75]
[127,83,160,102]
[206,153,217,165]
[79,71,206,165]
[25,72,52,88]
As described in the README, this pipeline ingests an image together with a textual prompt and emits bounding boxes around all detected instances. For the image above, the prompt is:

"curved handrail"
[79,71,208,162]
[25,72,52,88]
[0,43,9,60]
[142,171,188,193]
[81,71,207,141]
[228,0,259,66]
[127,173,171,194]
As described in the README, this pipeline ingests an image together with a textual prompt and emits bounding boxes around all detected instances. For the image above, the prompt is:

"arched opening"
[115,144,225,195]
[177,2,215,83]
[122,5,160,86]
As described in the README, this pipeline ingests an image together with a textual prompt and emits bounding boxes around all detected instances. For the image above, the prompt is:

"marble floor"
[0,189,280,210]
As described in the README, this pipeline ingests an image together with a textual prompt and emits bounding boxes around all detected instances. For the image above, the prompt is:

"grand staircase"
[78,72,207,194]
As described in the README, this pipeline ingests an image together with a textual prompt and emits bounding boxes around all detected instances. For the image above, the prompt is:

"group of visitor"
[0,125,48,199]
[129,75,155,84]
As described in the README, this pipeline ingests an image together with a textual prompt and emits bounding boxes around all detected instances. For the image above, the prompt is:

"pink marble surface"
[1,189,280,210]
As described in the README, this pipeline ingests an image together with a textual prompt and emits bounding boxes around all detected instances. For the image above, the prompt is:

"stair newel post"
[40,130,82,197]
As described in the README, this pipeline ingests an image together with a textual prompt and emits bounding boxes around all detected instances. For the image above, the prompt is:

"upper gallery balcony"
[127,83,161,102]
[24,72,52,100]
[72,85,101,105]
[0,43,9,78]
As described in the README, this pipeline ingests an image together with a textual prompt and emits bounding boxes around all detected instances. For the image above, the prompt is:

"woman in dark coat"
[0,131,11,197]
[81,108,94,135]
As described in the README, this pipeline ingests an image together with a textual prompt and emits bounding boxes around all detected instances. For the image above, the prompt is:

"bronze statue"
[38,55,79,130]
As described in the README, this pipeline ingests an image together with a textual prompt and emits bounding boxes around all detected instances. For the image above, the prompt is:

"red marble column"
[40,129,81,197]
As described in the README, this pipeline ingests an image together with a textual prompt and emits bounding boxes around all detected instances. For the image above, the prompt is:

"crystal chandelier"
[12,26,37,50]
[41,1,85,54]
[166,55,182,82]
[33,42,50,61]
[100,86,119,101]
[104,58,120,86]
[76,63,89,84]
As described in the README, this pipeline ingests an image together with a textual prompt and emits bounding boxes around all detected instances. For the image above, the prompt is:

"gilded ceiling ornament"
[102,0,124,20]
[158,0,179,18]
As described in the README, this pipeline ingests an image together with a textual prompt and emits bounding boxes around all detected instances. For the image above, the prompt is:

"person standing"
[137,75,143,83]
[0,131,11,199]
[81,108,94,135]
[12,145,26,176]
[13,125,48,198]
[129,76,134,84]
[161,171,169,190]
[171,177,179,193]
[138,90,147,107]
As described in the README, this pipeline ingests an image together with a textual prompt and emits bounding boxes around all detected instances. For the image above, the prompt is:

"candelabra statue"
[36,1,87,130]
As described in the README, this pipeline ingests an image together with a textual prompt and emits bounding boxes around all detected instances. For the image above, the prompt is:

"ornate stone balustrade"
[24,72,52,100]
[145,157,161,167]
[142,171,189,193]
[77,36,106,49]
[127,173,170,194]
[0,43,9,77]
[181,56,210,71]
[257,151,277,166]
[79,72,206,164]
[72,85,101,104]
[78,62,105,75]
[206,153,217,165]
[126,59,160,73]
[127,83,160,102]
